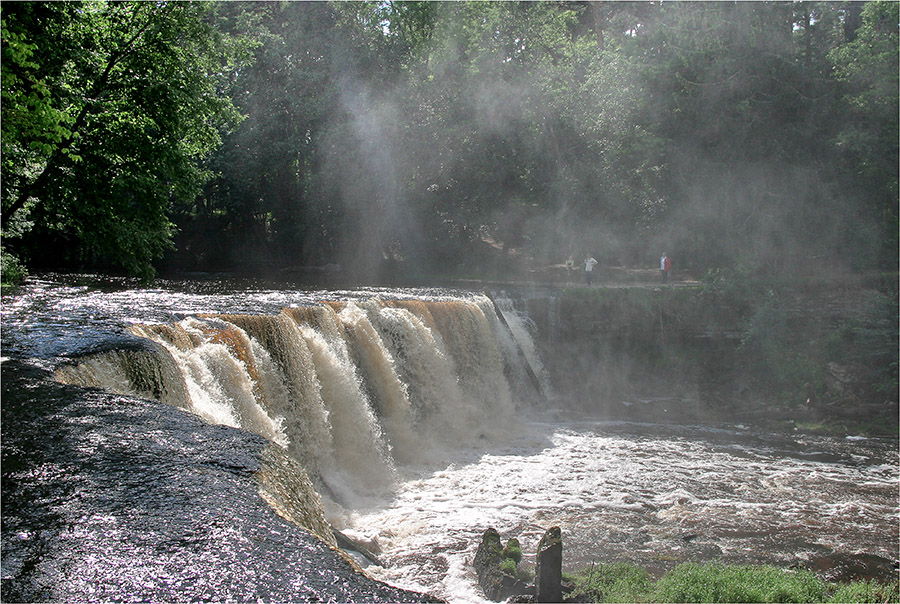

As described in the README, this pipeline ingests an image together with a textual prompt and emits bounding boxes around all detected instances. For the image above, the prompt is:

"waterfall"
[336,302,419,464]
[130,319,288,447]
[285,306,395,499]
[54,294,546,500]
[492,296,554,400]
[54,338,191,410]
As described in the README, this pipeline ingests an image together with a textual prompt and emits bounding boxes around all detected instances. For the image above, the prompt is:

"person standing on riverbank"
[660,252,671,284]
[583,255,598,286]
[565,255,575,284]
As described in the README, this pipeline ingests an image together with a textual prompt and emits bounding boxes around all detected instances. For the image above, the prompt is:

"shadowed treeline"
[2,2,896,285]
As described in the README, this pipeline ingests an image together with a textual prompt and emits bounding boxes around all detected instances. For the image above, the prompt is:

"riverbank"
[475,521,899,603]
[2,275,895,602]
[0,360,442,603]
[561,560,899,603]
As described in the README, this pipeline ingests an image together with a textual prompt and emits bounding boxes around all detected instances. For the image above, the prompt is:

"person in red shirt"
[660,252,671,284]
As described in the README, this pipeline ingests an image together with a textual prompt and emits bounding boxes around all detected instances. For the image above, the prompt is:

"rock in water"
[0,362,441,604]
[535,527,562,603]
[473,528,530,601]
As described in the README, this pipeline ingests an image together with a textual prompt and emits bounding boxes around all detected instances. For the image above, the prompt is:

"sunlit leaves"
[2,1,246,280]
[1,10,77,201]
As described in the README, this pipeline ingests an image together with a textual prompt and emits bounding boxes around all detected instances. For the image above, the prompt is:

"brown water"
[2,274,897,603]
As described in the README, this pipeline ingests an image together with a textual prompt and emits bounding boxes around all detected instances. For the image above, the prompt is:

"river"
[336,417,897,602]
[2,275,897,602]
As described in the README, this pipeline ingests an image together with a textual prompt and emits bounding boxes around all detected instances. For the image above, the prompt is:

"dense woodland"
[1,1,897,283]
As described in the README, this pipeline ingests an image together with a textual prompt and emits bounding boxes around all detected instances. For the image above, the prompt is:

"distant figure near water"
[565,255,575,283]
[660,252,671,284]
[583,255,598,286]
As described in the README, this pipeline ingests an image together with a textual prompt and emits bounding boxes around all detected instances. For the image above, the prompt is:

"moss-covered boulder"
[473,528,531,601]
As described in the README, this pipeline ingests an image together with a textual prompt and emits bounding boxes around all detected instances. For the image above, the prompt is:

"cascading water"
[489,296,554,400]
[134,318,288,446]
[7,278,897,604]
[55,294,538,508]
[337,302,419,464]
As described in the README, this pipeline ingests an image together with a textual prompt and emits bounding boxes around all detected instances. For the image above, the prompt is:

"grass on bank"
[563,562,899,603]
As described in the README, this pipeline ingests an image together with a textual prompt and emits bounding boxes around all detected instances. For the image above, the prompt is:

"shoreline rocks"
[473,528,532,601]
[473,527,566,603]
[535,527,563,603]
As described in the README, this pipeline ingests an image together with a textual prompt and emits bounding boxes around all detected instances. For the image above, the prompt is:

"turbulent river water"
[2,275,897,603]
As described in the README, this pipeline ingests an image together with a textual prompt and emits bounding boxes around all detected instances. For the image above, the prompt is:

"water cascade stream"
[55,294,545,507]
[4,279,896,603]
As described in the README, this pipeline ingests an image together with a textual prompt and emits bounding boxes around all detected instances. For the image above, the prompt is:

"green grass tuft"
[827,579,900,603]
[650,563,826,603]
[564,561,900,603]
[565,562,653,603]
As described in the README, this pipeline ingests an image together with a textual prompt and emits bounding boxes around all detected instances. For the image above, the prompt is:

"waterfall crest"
[54,294,544,499]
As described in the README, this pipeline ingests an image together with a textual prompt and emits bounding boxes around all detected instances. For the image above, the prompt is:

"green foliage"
[0,5,77,175]
[499,557,517,577]
[701,264,899,408]
[564,562,900,603]
[1,1,246,280]
[739,299,825,404]
[700,266,779,310]
[824,290,899,398]
[1,3,80,238]
[702,267,807,400]
[650,563,826,603]
[1,249,28,288]
[502,538,523,564]
[827,579,899,603]
[497,537,531,582]
[827,1,899,268]
[565,562,652,603]
[2,1,896,281]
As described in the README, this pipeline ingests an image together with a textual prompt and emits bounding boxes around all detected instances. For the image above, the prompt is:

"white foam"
[342,419,899,602]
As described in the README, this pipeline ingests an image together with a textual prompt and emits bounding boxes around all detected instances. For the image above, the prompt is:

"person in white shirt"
[660,252,671,284]
[583,255,598,286]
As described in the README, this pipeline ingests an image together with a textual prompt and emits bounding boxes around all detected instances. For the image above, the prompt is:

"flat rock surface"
[1,361,441,603]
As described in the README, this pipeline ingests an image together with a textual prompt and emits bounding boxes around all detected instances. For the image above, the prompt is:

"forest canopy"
[2,1,897,282]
